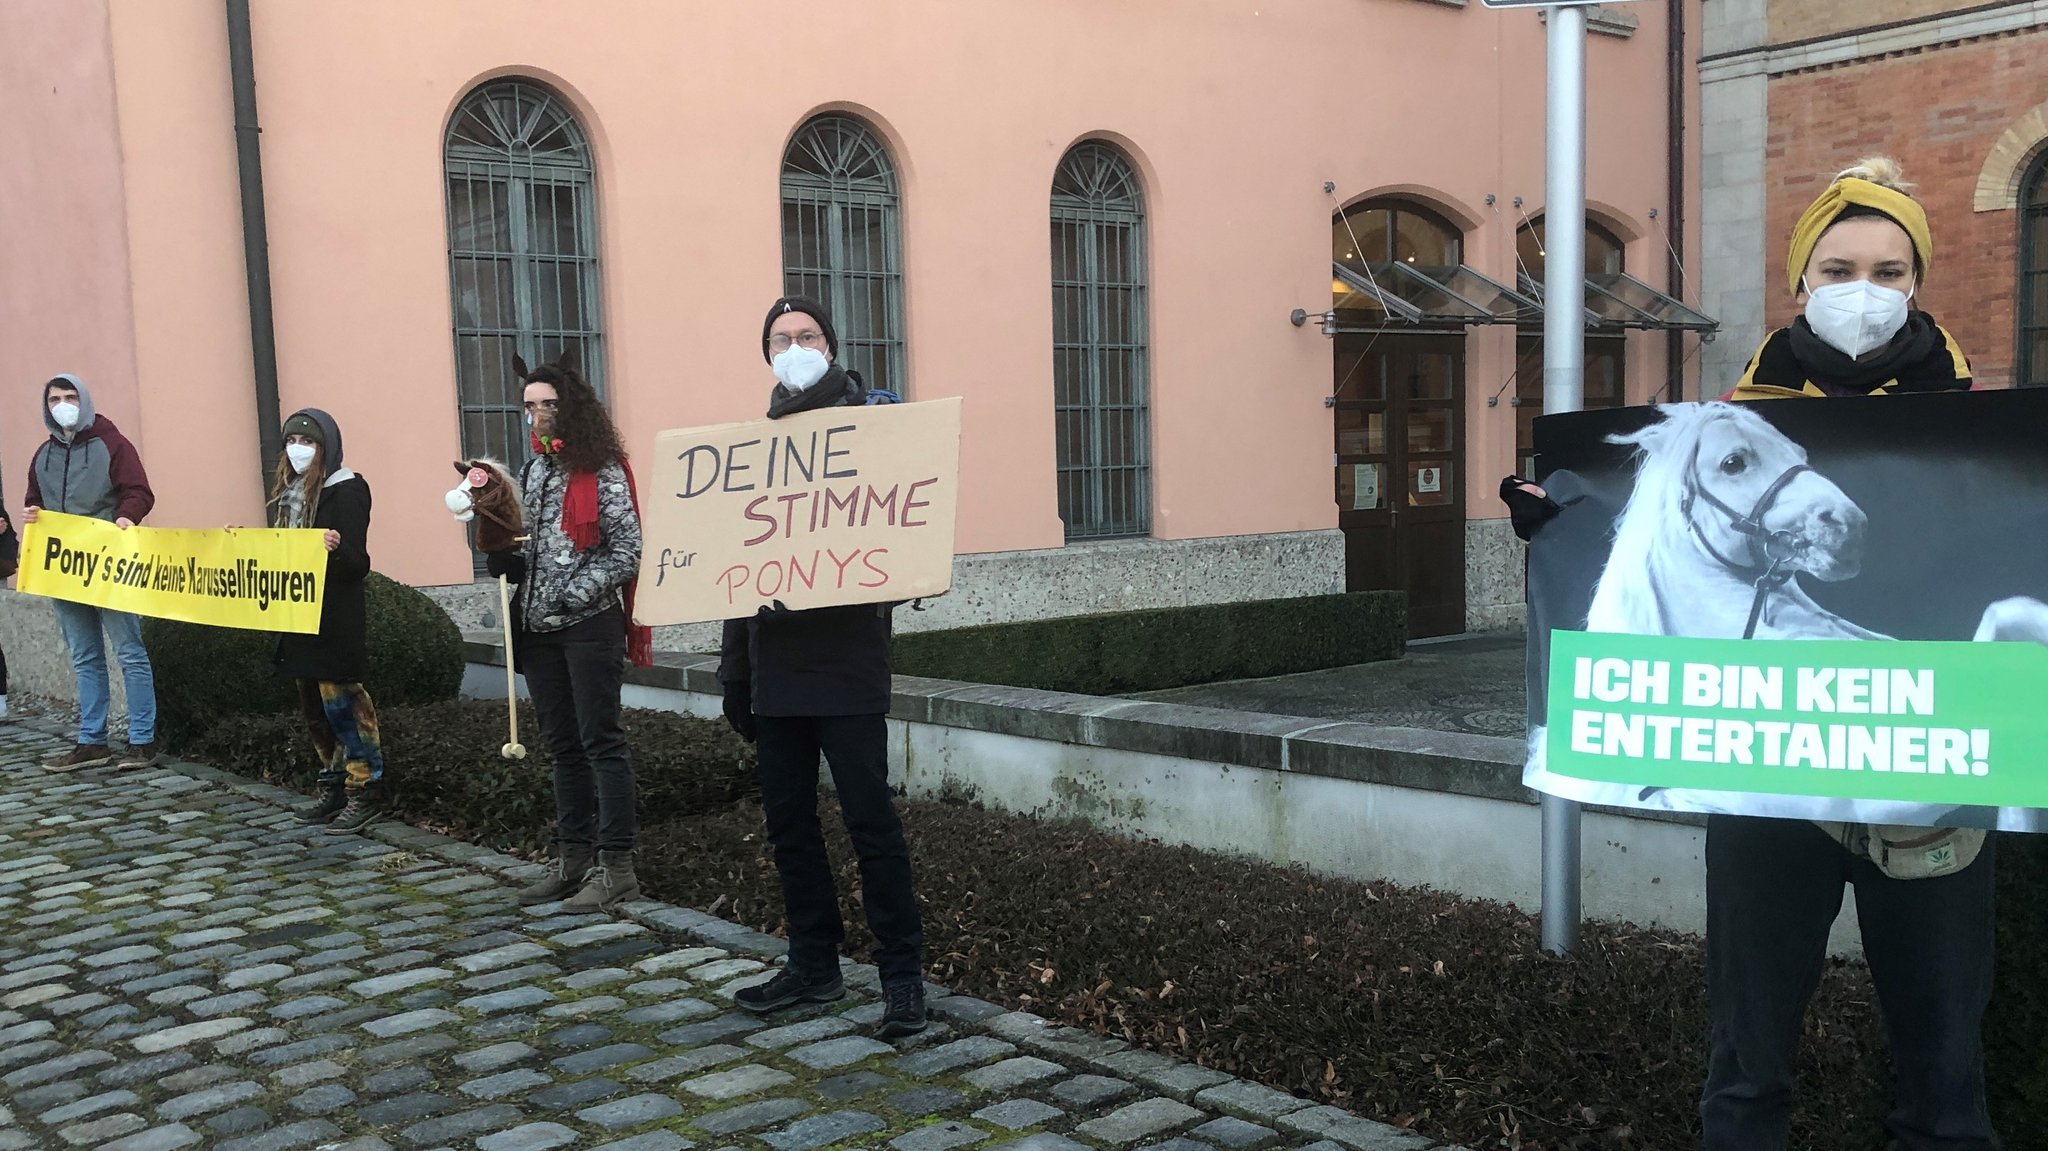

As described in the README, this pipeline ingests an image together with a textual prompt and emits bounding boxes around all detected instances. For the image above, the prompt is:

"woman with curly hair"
[491,353,651,913]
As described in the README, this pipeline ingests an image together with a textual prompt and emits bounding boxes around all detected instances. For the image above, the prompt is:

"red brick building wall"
[1764,27,2048,388]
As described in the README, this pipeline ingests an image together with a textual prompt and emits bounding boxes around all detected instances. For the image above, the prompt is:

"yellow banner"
[17,511,328,634]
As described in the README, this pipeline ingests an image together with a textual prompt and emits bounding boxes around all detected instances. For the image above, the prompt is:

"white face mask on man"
[49,401,81,430]
[285,444,318,474]
[771,345,832,392]
[1803,277,1912,359]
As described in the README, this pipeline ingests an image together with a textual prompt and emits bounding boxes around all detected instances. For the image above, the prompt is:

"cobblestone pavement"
[0,717,1468,1151]
[1132,635,1526,738]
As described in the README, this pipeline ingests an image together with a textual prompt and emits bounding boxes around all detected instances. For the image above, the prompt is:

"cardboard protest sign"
[1522,389,2048,831]
[632,398,962,625]
[17,511,327,633]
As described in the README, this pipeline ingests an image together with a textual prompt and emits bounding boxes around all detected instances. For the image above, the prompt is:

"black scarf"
[1762,311,1968,397]
[766,366,866,419]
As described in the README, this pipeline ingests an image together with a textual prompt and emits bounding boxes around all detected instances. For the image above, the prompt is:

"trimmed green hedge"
[1988,832,2048,1140]
[143,571,463,748]
[891,591,1406,696]
[190,699,756,856]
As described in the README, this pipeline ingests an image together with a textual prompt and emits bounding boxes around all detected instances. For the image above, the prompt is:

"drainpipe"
[1665,0,1687,400]
[226,0,283,493]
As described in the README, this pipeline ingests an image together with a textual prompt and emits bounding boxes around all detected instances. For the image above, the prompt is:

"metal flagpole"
[1539,1,1589,957]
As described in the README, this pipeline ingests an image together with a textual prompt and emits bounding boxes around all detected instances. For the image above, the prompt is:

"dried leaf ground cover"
[192,702,758,854]
[194,701,2041,1149]
[638,797,1897,1151]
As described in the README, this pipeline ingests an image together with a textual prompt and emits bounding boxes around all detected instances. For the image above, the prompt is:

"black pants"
[755,713,923,985]
[1701,815,1998,1151]
[522,609,635,853]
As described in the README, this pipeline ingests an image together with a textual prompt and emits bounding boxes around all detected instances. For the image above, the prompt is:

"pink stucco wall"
[105,0,266,531]
[13,0,1699,588]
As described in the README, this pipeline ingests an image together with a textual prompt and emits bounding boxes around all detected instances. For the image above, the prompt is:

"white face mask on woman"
[285,444,318,474]
[771,345,831,392]
[1803,277,1912,359]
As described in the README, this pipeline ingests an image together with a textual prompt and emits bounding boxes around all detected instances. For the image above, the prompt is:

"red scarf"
[546,437,653,668]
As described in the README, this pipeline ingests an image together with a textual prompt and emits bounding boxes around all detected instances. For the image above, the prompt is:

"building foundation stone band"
[1465,517,1526,634]
[427,529,1346,651]
[0,590,129,708]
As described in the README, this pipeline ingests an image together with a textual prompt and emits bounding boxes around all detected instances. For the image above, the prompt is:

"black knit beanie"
[761,296,838,363]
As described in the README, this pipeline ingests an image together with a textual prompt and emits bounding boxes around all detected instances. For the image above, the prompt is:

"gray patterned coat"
[515,456,642,634]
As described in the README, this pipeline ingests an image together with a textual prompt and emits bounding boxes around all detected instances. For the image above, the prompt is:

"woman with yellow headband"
[1727,157,1972,399]
[1703,158,1996,1150]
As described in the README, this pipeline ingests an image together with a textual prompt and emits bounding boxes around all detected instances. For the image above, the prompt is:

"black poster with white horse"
[1523,388,2048,832]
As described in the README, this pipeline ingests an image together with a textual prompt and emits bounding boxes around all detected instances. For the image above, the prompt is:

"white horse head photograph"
[1525,400,2048,830]
[1586,402,1881,642]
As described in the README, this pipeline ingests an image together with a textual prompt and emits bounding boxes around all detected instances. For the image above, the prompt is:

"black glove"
[756,599,792,618]
[1499,476,1562,542]
[722,681,757,743]
[485,550,527,583]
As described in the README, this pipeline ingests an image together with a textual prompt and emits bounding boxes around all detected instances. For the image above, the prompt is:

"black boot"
[735,963,846,1013]
[878,979,928,1038]
[324,789,382,835]
[293,785,347,825]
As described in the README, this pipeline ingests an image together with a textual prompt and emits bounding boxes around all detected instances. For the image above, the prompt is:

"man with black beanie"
[721,295,927,1038]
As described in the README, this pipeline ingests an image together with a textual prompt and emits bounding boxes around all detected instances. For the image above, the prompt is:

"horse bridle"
[1677,440,1813,639]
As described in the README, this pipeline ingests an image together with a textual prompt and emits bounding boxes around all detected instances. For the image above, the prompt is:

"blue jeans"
[51,600,157,747]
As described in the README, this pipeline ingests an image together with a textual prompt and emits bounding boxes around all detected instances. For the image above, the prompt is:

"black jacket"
[719,603,894,717]
[275,474,372,683]
[719,365,896,716]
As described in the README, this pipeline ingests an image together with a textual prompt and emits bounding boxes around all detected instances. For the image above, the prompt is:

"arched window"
[1052,142,1149,540]
[444,79,604,466]
[782,115,905,396]
[1332,202,1462,280]
[1514,220,1627,475]
[2022,150,2048,387]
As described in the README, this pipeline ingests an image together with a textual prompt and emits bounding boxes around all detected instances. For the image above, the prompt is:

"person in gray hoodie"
[24,373,159,772]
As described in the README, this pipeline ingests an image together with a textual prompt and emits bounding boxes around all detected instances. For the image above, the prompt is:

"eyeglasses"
[767,330,825,353]
[522,399,559,413]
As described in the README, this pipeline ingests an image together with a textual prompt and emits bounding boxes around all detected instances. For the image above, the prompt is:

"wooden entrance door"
[1334,333,1466,638]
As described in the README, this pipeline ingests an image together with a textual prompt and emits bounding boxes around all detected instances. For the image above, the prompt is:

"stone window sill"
[1538,4,1641,38]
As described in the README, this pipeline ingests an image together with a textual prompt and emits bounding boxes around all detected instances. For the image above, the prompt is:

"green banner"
[1545,630,2048,809]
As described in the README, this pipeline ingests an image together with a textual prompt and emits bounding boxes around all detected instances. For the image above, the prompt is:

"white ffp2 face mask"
[285,444,317,474]
[50,401,80,429]
[1804,278,1912,359]
[771,345,831,392]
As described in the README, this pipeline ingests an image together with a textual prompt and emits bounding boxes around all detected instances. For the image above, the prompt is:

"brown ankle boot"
[517,845,595,906]
[561,850,640,914]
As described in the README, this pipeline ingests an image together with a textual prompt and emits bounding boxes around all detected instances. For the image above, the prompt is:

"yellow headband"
[1786,177,1932,296]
